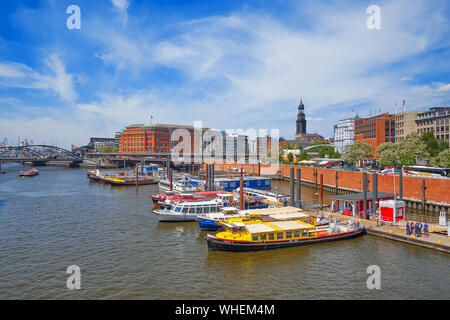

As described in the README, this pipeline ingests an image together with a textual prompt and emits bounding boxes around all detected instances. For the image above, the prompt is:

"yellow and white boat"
[205,207,365,251]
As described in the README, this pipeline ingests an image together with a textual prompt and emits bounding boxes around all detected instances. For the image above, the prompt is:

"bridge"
[0,145,84,168]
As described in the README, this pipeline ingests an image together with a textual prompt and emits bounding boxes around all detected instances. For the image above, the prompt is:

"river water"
[0,164,448,299]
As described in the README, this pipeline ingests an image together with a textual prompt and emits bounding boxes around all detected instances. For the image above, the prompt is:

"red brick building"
[118,123,195,154]
[354,113,395,157]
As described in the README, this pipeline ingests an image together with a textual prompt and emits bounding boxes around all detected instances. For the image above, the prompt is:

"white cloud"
[0,54,76,103]
[438,83,450,92]
[110,0,130,27]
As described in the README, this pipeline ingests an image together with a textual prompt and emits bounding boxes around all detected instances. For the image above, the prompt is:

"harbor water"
[0,164,448,299]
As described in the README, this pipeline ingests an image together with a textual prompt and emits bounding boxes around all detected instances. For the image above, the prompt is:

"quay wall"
[203,162,450,211]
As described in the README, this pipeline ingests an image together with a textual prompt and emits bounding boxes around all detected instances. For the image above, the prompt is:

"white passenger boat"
[153,199,223,222]
[234,187,289,205]
[158,177,200,193]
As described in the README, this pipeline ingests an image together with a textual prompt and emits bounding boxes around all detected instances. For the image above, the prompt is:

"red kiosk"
[378,200,405,223]
[331,192,394,218]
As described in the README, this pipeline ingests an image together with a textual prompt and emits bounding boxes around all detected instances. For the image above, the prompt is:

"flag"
[380,167,395,175]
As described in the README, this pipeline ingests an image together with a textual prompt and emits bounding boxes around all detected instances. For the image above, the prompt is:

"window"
[268,233,274,240]
[302,231,308,237]
[174,206,181,213]
[197,206,203,214]
[252,235,258,241]
[188,206,195,213]
[260,234,266,241]
[286,232,292,239]
[294,231,300,238]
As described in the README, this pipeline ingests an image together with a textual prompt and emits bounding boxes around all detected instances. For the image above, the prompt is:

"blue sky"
[0,0,449,148]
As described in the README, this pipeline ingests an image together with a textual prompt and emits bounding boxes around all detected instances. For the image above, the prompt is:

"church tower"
[296,98,306,137]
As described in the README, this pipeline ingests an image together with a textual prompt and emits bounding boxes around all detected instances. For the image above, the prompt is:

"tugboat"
[205,207,365,251]
[19,168,39,177]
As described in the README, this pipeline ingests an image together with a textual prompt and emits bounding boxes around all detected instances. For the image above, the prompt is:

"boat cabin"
[170,200,223,214]
[331,192,394,218]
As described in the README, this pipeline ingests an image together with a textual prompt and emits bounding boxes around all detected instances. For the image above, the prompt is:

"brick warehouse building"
[354,113,395,157]
[118,123,196,154]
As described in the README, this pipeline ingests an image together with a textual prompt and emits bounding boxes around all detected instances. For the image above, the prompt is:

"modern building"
[333,116,358,154]
[416,106,450,143]
[394,111,420,143]
[118,123,195,154]
[88,137,119,152]
[354,113,395,157]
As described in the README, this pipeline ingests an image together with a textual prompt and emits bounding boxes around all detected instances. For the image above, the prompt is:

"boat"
[102,176,159,186]
[205,207,365,251]
[158,177,200,193]
[196,207,247,231]
[151,190,223,210]
[19,168,39,177]
[234,187,289,205]
[214,176,271,191]
[153,199,223,222]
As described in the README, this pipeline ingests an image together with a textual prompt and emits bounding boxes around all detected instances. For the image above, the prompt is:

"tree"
[342,141,373,165]
[287,152,294,163]
[421,131,449,157]
[432,148,450,168]
[377,133,428,167]
[99,146,118,153]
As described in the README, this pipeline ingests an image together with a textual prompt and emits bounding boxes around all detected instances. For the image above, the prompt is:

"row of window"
[172,205,222,214]
[252,230,309,241]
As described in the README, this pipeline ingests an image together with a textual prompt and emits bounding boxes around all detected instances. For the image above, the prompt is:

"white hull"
[153,210,197,222]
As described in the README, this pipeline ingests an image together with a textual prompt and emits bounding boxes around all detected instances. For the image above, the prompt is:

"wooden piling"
[240,168,244,210]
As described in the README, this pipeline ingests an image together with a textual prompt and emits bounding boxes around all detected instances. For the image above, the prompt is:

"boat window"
[277,232,284,240]
[182,206,189,213]
[268,233,274,240]
[302,231,308,237]
[174,206,182,213]
[260,234,266,241]
[294,231,300,238]
[188,206,196,213]
[252,234,258,241]
[196,206,203,214]
[286,232,292,239]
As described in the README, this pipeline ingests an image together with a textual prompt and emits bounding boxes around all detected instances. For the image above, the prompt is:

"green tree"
[287,152,294,163]
[432,148,450,168]
[378,133,428,167]
[297,151,312,161]
[342,141,373,165]
[99,146,118,153]
[421,131,449,157]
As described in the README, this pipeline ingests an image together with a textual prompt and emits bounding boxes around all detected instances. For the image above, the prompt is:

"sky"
[0,0,449,149]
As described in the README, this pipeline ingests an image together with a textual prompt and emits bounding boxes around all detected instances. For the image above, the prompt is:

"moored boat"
[102,176,159,185]
[151,190,223,210]
[205,207,365,251]
[153,199,223,222]
[158,177,200,193]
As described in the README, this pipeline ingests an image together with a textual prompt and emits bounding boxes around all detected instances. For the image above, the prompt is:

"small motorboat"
[19,168,39,177]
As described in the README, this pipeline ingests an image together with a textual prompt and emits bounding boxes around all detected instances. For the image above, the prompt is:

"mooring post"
[296,168,301,208]
[240,168,244,210]
[205,164,209,191]
[258,162,261,176]
[135,164,139,186]
[211,163,215,191]
[290,167,295,206]
[422,178,426,211]
[320,174,324,210]
[363,172,368,219]
[335,170,338,194]
[169,168,173,191]
[399,168,403,200]
[314,167,317,188]
[373,173,378,215]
